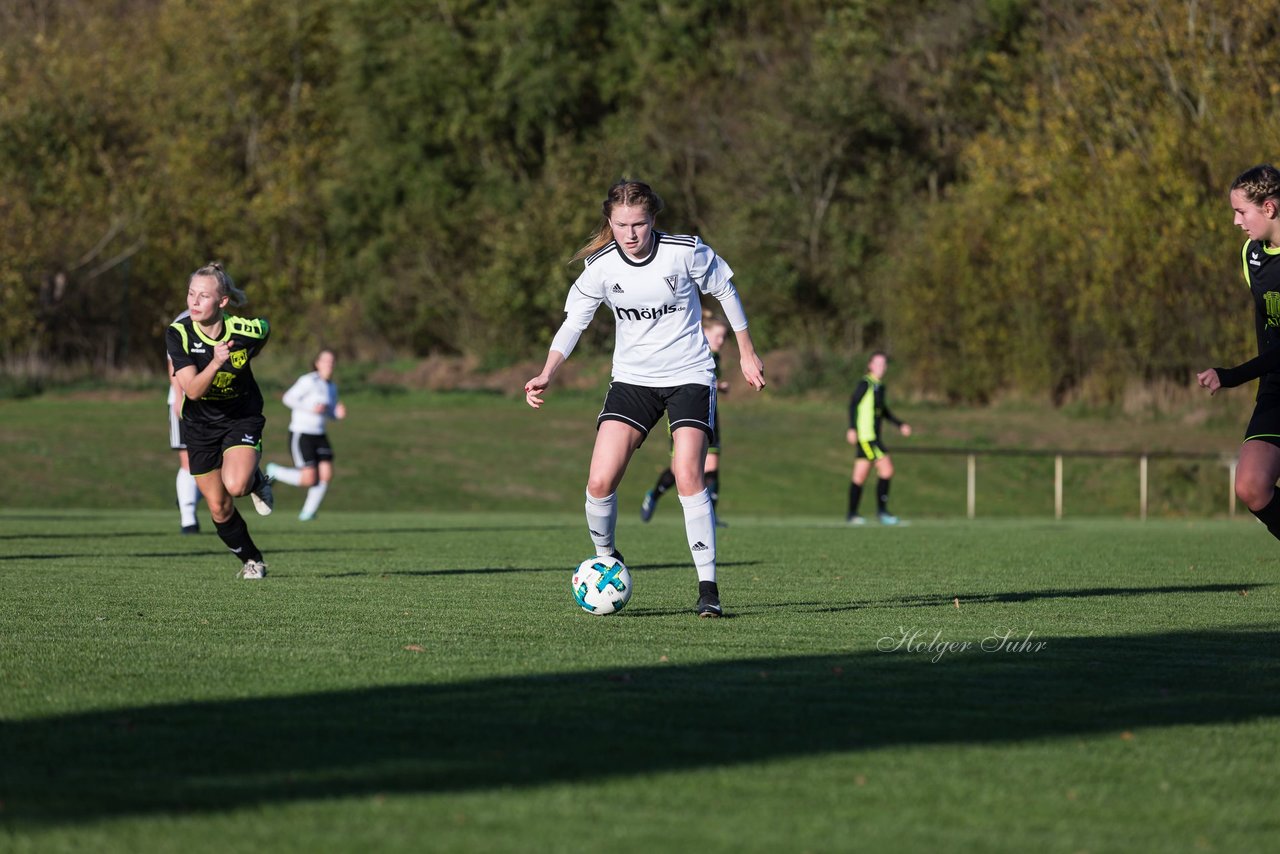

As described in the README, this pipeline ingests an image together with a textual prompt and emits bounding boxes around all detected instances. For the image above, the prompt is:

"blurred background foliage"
[1,0,1275,401]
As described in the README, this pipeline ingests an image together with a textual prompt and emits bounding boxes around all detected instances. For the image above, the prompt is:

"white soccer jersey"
[282,371,339,435]
[552,233,748,387]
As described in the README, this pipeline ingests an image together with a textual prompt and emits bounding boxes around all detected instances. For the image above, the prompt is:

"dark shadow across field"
[0,548,399,562]
[1,627,1276,827]
[318,560,763,578]
[752,583,1273,615]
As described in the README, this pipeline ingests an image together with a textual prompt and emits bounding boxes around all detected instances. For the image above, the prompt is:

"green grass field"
[2,390,1277,851]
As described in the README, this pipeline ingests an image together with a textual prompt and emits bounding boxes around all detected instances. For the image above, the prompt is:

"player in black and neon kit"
[166,262,275,579]
[1198,164,1280,545]
[641,316,730,525]
[846,351,911,525]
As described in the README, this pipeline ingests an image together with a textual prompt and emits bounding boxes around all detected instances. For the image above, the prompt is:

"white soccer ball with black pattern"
[572,556,632,615]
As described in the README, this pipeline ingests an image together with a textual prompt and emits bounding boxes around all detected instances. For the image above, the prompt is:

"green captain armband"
[227,317,269,339]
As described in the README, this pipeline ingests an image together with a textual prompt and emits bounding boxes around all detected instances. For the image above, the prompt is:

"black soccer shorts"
[598,381,716,445]
[289,431,334,468]
[181,414,266,476]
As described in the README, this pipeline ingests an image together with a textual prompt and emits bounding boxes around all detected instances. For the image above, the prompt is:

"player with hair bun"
[165,262,274,579]
[525,179,766,617]
[1198,164,1280,545]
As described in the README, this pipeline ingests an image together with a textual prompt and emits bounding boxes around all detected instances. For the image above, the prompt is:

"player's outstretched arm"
[525,350,567,409]
[734,329,765,391]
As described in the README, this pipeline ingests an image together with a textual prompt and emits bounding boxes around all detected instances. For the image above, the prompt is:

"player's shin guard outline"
[678,488,716,582]
[585,490,618,557]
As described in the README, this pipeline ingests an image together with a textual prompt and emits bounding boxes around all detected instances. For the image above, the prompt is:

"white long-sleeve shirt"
[281,371,339,435]
[550,233,748,387]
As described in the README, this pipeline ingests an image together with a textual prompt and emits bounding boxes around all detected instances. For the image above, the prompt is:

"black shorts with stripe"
[855,437,888,461]
[181,414,266,477]
[290,431,334,468]
[667,417,721,456]
[599,381,716,445]
[1245,393,1280,448]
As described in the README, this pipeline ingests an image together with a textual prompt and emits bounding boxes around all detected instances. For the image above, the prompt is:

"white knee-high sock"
[584,491,617,557]
[272,465,304,487]
[679,488,716,582]
[301,482,328,517]
[176,468,200,526]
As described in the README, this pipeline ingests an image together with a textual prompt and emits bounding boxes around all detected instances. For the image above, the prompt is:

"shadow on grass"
[778,581,1269,614]
[1,627,1276,826]
[0,525,571,543]
[0,548,400,563]
[317,561,762,578]
[777,583,1273,615]
[0,531,165,541]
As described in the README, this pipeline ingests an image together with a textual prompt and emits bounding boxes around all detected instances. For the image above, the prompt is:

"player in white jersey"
[167,310,201,533]
[525,180,766,617]
[266,349,346,521]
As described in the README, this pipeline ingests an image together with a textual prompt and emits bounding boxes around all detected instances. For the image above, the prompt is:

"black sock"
[699,580,719,598]
[705,470,719,511]
[1250,490,1280,541]
[848,482,863,517]
[877,478,891,515]
[654,468,676,496]
[214,508,263,563]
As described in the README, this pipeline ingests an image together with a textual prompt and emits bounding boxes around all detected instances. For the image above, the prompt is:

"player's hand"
[740,352,766,391]
[212,341,232,367]
[901,423,913,437]
[846,428,858,445]
[524,374,551,409]
[1196,369,1221,395]
[335,402,347,420]
[313,403,327,413]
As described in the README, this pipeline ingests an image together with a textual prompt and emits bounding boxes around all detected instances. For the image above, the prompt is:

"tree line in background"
[1,0,1277,402]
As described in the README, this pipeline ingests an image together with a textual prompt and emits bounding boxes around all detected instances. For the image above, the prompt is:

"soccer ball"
[572,556,632,615]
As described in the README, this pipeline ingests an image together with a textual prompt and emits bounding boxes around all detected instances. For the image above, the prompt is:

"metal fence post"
[1139,454,1148,521]
[1054,455,1063,520]
[967,454,976,520]
[1229,459,1237,518]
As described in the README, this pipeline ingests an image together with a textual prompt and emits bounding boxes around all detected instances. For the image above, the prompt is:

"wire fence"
[894,446,1239,520]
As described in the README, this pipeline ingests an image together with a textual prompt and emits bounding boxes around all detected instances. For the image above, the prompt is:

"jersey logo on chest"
[1265,292,1280,329]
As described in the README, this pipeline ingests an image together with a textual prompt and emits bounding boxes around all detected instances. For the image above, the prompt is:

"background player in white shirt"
[525,180,766,617]
[267,349,346,521]
[167,310,201,533]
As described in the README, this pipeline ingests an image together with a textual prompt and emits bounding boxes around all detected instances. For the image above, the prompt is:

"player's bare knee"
[672,466,704,495]
[208,498,235,523]
[1236,478,1271,510]
[225,474,253,497]
[299,470,319,488]
[586,475,617,499]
